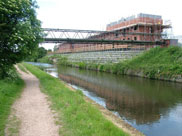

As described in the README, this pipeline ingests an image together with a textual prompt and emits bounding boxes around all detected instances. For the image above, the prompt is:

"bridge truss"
[42,28,165,45]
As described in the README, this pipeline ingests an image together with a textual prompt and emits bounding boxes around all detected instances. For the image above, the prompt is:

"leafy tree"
[25,47,47,62]
[37,47,47,59]
[0,0,43,78]
[48,49,52,52]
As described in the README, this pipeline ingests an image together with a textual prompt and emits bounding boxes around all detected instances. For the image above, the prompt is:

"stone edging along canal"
[63,82,144,136]
[49,46,182,84]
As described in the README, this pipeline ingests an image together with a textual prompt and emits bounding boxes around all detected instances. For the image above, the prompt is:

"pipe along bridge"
[42,28,166,45]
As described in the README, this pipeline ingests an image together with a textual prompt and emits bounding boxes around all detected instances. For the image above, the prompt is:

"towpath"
[6,66,59,136]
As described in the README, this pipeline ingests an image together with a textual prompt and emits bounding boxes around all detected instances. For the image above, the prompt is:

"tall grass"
[118,46,182,78]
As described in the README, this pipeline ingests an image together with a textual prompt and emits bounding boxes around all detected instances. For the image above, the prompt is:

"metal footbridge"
[42,28,166,45]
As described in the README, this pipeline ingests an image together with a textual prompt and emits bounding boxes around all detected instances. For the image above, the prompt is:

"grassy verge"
[115,46,182,80]
[23,63,129,136]
[17,63,28,73]
[0,68,24,136]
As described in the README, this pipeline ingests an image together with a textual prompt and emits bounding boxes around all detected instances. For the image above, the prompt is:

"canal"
[29,62,182,136]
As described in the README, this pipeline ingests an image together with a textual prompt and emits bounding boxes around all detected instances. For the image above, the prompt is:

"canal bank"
[40,46,182,83]
[23,63,141,136]
[28,62,182,136]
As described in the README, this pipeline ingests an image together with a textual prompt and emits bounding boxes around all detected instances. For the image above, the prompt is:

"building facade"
[57,13,171,54]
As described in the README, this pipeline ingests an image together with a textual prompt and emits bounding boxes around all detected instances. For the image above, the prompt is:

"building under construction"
[57,13,173,53]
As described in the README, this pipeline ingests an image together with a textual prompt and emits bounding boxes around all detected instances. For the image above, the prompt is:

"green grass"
[17,63,28,73]
[0,70,24,136]
[6,114,21,136]
[23,63,129,136]
[116,46,182,79]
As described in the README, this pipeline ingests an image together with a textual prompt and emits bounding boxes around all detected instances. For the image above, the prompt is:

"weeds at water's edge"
[47,46,182,82]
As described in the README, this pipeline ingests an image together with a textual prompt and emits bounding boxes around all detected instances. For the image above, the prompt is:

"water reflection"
[57,66,182,136]
[30,62,182,136]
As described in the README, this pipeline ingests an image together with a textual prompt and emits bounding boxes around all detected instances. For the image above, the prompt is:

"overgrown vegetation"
[23,63,129,136]
[25,47,47,62]
[0,68,24,136]
[0,0,43,78]
[38,54,63,64]
[38,55,54,64]
[118,46,182,79]
[42,46,182,81]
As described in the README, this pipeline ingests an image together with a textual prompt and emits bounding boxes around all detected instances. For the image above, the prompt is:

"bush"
[78,62,87,69]
[38,56,53,64]
[0,66,19,80]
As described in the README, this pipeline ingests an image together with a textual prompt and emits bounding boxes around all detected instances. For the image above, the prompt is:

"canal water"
[29,62,182,136]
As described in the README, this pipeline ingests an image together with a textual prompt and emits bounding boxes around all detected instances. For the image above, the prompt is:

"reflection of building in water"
[59,74,169,124]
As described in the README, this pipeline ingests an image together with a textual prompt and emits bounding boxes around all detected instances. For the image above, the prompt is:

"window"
[134,37,137,40]
[128,38,130,40]
[115,33,118,37]
[150,27,154,33]
[123,29,126,36]
[134,26,138,30]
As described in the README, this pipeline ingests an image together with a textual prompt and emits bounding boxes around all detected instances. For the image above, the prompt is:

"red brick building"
[57,13,171,53]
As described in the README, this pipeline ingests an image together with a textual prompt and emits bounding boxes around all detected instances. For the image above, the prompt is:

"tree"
[25,47,47,62]
[37,47,47,59]
[48,49,52,52]
[0,0,43,78]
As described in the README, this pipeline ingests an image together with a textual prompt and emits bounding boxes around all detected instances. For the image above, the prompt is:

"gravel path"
[7,66,59,136]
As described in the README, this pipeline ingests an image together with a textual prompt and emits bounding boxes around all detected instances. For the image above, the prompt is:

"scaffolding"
[46,13,172,54]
